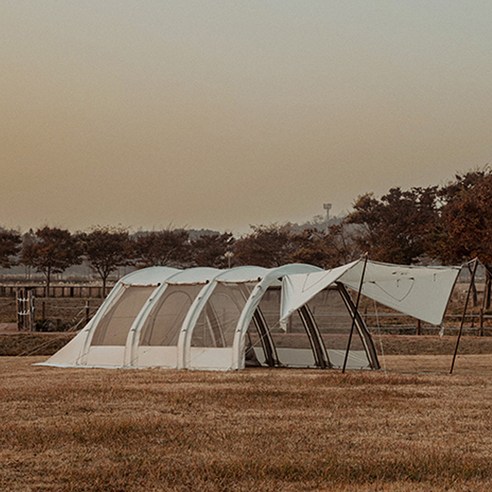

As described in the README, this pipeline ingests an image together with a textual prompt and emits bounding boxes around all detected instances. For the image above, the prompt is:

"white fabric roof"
[121,266,180,286]
[214,265,269,283]
[280,259,460,325]
[165,267,221,284]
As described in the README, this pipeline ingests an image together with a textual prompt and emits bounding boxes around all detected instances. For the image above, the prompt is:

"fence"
[2,284,491,334]
[0,284,114,299]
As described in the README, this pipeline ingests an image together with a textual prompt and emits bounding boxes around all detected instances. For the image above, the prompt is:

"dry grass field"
[2,353,492,491]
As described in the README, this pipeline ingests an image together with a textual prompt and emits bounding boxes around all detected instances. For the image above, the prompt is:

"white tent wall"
[40,317,96,367]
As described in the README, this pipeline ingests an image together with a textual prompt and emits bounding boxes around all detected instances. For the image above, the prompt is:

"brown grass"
[2,356,492,491]
[0,333,75,356]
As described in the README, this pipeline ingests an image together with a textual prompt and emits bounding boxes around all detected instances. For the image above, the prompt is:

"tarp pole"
[342,255,368,373]
[450,258,478,374]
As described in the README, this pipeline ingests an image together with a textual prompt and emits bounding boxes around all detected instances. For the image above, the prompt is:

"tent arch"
[126,267,220,368]
[180,266,268,370]
[78,281,127,365]
[232,264,323,370]
[52,267,179,367]
[122,267,190,367]
[80,267,179,366]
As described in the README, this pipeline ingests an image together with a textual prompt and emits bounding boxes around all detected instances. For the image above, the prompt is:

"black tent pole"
[342,254,368,374]
[450,258,479,375]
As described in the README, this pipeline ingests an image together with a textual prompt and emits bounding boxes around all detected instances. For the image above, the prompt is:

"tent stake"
[450,258,479,374]
[342,255,368,373]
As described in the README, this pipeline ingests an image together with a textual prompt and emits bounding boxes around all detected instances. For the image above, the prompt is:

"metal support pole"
[85,300,90,325]
[450,258,479,374]
[342,255,368,373]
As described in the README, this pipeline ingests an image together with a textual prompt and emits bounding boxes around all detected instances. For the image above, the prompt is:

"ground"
[2,352,492,491]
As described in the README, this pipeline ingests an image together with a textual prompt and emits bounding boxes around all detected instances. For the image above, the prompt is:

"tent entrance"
[245,285,379,371]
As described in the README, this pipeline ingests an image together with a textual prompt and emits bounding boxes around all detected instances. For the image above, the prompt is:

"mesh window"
[258,287,316,367]
[308,288,365,351]
[191,283,253,348]
[139,284,203,346]
[91,286,155,346]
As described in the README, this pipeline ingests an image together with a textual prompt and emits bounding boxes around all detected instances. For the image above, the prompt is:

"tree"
[80,227,131,297]
[20,229,37,278]
[286,229,332,267]
[346,187,439,264]
[21,227,82,295]
[191,232,235,268]
[287,226,360,268]
[233,225,297,267]
[0,228,21,268]
[133,229,191,268]
[435,170,492,263]
[436,169,492,307]
[327,223,363,264]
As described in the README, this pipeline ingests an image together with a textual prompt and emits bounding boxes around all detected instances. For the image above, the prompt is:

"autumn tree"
[435,169,492,307]
[191,232,234,268]
[133,229,191,268]
[435,170,492,263]
[233,225,297,267]
[0,228,21,268]
[346,187,439,264]
[79,227,131,296]
[21,227,82,295]
[287,225,361,268]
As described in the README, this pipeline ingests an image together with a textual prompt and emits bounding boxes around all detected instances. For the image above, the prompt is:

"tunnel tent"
[39,260,460,372]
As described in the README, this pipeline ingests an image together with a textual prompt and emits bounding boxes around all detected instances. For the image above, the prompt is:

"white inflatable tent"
[40,260,460,371]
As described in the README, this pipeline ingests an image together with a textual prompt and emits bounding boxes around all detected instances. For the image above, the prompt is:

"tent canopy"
[280,259,460,325]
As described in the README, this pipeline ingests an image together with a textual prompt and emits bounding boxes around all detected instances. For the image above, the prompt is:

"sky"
[2,1,492,233]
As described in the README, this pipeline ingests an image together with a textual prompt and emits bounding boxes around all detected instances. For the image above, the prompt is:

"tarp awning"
[280,260,460,325]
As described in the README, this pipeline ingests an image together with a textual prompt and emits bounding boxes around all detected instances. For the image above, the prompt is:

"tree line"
[0,169,491,301]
